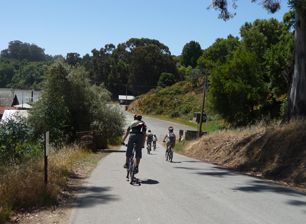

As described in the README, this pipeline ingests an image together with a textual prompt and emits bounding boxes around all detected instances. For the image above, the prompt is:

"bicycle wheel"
[165,149,168,161]
[147,145,150,154]
[130,158,136,184]
[169,148,173,162]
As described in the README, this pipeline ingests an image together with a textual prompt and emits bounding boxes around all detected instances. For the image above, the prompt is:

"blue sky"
[1,0,291,57]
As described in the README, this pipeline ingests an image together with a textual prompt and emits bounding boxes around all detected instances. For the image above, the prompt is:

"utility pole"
[199,71,208,138]
[125,84,128,110]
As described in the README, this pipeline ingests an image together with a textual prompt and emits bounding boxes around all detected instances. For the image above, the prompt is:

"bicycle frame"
[126,143,137,184]
[166,145,173,162]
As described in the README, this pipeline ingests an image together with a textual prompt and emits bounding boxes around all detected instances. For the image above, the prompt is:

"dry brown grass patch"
[183,119,306,192]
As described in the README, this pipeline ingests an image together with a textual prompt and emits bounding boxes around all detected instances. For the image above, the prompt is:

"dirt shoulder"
[11,149,116,224]
[181,123,306,194]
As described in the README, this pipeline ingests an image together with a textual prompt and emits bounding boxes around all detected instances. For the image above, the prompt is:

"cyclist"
[121,114,147,174]
[153,133,158,149]
[162,126,176,155]
[146,130,153,150]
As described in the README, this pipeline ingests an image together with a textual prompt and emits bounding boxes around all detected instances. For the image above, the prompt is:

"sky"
[1,0,291,58]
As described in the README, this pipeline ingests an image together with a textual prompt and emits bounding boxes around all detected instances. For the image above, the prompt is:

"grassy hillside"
[128,81,225,132]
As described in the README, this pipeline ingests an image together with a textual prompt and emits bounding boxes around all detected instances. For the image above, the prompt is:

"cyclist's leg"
[134,134,143,166]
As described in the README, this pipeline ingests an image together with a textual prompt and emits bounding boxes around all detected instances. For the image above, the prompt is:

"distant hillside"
[127,80,225,132]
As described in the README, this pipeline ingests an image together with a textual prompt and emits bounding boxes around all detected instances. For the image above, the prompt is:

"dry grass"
[180,118,306,192]
[0,144,93,223]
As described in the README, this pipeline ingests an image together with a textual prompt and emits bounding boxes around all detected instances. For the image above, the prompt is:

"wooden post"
[44,131,49,186]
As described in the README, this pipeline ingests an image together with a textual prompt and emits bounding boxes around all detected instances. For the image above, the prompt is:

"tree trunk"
[284,8,306,121]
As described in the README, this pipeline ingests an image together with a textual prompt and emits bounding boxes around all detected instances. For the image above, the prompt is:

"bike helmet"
[134,114,142,121]
[168,126,173,131]
[148,130,151,132]
[154,133,156,136]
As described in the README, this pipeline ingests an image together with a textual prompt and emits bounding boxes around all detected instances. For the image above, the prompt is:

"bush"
[0,115,43,166]
[169,110,180,118]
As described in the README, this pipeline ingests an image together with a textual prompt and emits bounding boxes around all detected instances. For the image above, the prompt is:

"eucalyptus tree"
[111,38,179,95]
[180,41,203,68]
[208,0,306,121]
[90,44,115,86]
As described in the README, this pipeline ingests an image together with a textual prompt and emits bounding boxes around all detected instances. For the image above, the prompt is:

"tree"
[208,48,268,126]
[28,59,125,143]
[181,41,203,68]
[66,52,81,66]
[0,63,15,87]
[157,73,176,88]
[209,0,306,121]
[198,35,239,71]
[239,18,288,63]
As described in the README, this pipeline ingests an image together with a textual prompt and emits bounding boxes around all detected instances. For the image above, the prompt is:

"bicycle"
[163,141,173,162]
[125,144,137,184]
[153,141,156,151]
[147,142,151,154]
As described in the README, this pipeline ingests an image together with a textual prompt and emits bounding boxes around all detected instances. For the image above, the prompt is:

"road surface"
[68,113,306,224]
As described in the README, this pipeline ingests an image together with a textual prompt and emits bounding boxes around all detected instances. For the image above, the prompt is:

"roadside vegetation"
[0,60,124,223]
[172,118,306,193]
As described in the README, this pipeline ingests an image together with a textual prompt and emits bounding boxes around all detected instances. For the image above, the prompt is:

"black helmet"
[148,130,151,132]
[134,114,142,121]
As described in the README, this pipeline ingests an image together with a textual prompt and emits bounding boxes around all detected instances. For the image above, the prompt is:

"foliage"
[0,63,15,87]
[208,48,269,126]
[207,1,282,21]
[0,40,47,62]
[239,18,289,63]
[188,68,205,87]
[264,32,294,98]
[133,81,202,120]
[28,59,125,143]
[157,72,176,88]
[198,35,239,71]
[180,41,203,68]
[28,92,70,143]
[0,115,43,166]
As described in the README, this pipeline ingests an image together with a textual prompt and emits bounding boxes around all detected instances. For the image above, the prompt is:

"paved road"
[68,112,306,224]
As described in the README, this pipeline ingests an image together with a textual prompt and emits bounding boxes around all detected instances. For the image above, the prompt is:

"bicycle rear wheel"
[130,158,136,184]
[147,145,150,154]
[169,147,173,162]
[165,149,168,161]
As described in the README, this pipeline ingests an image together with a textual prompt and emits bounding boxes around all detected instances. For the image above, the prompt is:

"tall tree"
[198,35,239,71]
[209,0,306,121]
[180,41,203,68]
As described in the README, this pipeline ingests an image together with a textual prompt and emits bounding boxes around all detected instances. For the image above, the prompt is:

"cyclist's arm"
[162,134,167,142]
[121,130,130,144]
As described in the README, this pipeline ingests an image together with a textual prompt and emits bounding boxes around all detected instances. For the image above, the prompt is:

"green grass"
[133,113,225,134]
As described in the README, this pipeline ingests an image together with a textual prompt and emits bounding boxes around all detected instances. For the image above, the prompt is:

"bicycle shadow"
[136,178,159,186]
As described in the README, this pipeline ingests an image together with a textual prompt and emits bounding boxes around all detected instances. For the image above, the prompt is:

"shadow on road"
[73,186,118,208]
[232,179,306,196]
[138,179,159,185]
[97,149,126,153]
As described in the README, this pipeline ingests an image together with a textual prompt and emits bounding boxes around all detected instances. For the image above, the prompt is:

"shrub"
[0,115,43,166]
